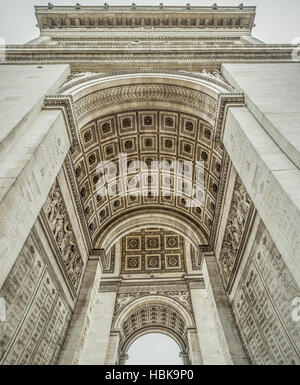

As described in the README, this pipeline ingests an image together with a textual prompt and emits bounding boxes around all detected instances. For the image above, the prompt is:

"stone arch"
[112,294,195,364]
[45,69,242,253]
[95,211,205,251]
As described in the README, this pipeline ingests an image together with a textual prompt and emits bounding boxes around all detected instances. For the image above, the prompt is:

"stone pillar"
[79,281,118,365]
[0,65,70,290]
[105,331,120,365]
[187,328,202,365]
[189,281,228,365]
[58,259,102,364]
[202,254,249,365]
[119,353,129,365]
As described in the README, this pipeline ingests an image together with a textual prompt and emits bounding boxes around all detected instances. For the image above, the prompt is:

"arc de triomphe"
[0,4,300,365]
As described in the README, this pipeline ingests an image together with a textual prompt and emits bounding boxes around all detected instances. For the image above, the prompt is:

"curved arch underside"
[57,71,238,251]
[70,106,223,247]
[113,295,195,355]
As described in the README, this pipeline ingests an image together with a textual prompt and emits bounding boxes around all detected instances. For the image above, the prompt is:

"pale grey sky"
[0,0,299,44]
[126,333,182,365]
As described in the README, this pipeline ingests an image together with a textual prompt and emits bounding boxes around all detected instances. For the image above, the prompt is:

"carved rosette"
[219,175,253,289]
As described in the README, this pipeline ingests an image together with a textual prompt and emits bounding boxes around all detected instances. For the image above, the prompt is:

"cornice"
[3,48,294,66]
[7,44,294,50]
[35,6,256,14]
[35,6,255,32]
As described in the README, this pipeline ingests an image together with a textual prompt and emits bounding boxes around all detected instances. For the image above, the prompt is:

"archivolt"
[95,211,205,250]
[45,70,242,252]
[113,295,195,355]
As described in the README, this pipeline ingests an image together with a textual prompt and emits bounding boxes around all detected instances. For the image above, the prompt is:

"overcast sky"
[0,0,300,44]
[126,333,182,365]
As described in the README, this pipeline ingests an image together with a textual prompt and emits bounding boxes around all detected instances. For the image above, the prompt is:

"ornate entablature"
[35,5,256,31]
[42,70,243,258]
[232,220,300,365]
[3,6,295,68]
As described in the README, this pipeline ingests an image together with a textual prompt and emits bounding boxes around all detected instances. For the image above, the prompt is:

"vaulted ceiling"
[70,108,224,247]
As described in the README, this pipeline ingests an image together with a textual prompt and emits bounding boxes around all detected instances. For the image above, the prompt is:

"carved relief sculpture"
[43,180,84,294]
[219,175,253,288]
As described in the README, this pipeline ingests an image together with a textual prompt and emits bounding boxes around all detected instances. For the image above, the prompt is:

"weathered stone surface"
[223,107,300,288]
[222,63,300,169]
[232,220,300,365]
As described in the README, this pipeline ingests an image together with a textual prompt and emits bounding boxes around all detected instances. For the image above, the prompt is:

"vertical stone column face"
[189,283,229,365]
[79,289,117,365]
[105,331,120,365]
[187,328,202,365]
[58,259,102,365]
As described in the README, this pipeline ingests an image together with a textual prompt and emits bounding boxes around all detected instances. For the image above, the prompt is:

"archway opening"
[125,333,182,365]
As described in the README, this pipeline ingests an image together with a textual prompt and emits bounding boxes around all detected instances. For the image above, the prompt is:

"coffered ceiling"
[121,228,186,274]
[70,108,224,247]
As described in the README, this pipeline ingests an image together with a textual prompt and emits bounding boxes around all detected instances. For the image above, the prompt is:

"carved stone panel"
[232,220,300,365]
[218,174,253,290]
[42,180,84,296]
[121,228,186,274]
[0,231,71,365]
[114,288,193,316]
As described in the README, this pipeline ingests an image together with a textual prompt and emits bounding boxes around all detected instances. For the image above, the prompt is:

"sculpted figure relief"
[219,176,252,286]
[44,181,84,291]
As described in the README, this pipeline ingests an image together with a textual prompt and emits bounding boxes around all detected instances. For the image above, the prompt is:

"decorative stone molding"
[44,96,79,144]
[56,69,235,95]
[90,246,115,273]
[35,5,256,32]
[99,279,121,293]
[96,212,205,252]
[232,220,300,365]
[0,229,72,365]
[41,180,84,297]
[73,84,217,124]
[5,47,295,66]
[114,289,193,315]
